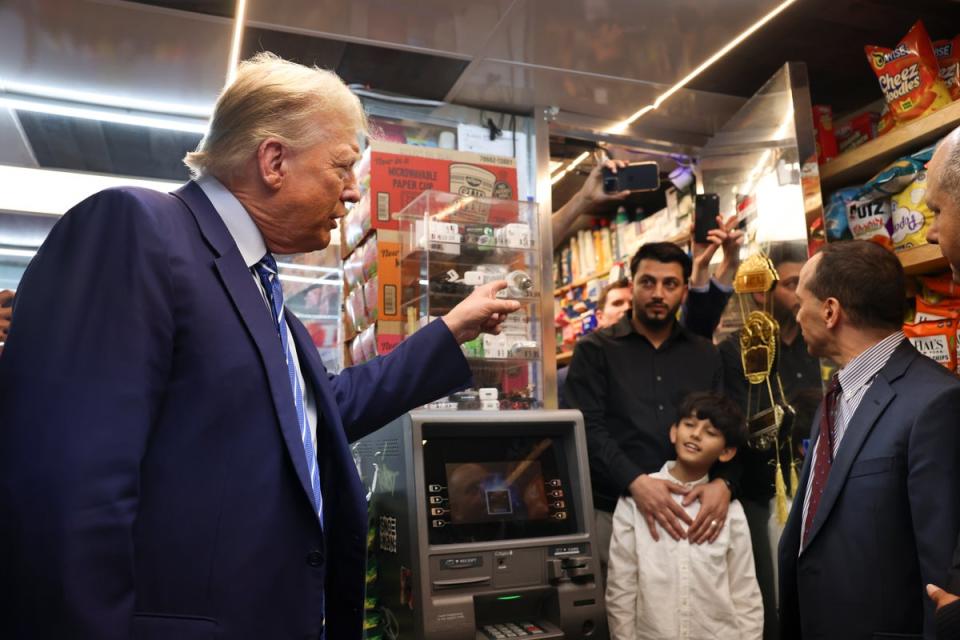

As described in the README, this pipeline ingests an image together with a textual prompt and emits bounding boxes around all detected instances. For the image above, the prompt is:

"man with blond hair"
[0,53,518,639]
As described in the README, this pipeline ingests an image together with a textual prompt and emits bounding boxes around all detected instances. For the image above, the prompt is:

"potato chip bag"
[846,197,894,250]
[921,273,960,299]
[934,35,960,100]
[866,21,952,124]
[891,171,935,251]
[903,318,957,372]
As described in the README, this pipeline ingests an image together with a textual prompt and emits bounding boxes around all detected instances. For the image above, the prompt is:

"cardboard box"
[342,230,402,338]
[352,140,518,233]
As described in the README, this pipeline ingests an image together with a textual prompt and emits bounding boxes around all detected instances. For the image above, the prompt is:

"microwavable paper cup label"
[449,163,497,197]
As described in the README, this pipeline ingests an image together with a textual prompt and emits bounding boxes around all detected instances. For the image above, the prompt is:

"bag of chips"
[866,21,952,124]
[921,273,960,299]
[891,170,935,252]
[916,296,960,322]
[904,318,958,372]
[935,35,960,100]
[824,187,858,241]
[856,144,935,201]
[846,197,894,250]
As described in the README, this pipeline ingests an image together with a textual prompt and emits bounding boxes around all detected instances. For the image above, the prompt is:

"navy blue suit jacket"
[0,183,471,639]
[778,341,960,640]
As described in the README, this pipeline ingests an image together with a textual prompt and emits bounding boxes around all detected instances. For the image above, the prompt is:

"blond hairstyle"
[184,52,368,179]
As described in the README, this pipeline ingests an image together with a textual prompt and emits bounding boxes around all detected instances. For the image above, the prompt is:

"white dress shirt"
[196,175,319,454]
[799,330,904,546]
[606,462,763,640]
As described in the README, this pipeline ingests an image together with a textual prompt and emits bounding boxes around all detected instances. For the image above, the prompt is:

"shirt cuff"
[688,282,710,294]
[711,277,734,293]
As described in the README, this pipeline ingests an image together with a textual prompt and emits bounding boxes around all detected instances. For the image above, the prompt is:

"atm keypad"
[482,622,544,638]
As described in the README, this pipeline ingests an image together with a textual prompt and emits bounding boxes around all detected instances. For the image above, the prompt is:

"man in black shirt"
[565,242,733,581]
[717,242,821,640]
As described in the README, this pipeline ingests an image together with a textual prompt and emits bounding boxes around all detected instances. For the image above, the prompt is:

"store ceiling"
[2,0,960,181]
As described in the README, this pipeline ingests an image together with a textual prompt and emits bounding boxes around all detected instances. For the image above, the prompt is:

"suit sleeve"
[330,319,472,442]
[908,385,960,639]
[0,189,175,639]
[682,280,732,339]
[726,502,764,639]
[565,336,643,493]
[605,498,640,640]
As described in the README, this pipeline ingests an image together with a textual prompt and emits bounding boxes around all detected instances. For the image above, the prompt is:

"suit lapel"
[800,346,909,551]
[173,182,318,514]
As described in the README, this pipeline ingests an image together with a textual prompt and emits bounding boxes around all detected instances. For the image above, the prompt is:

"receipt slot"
[353,410,606,639]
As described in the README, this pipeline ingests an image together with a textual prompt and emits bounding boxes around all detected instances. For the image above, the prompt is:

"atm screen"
[423,428,578,544]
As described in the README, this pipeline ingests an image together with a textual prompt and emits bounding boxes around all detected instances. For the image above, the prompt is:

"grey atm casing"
[353,410,606,640]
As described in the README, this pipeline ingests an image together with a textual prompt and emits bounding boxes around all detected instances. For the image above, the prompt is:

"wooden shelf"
[552,233,690,297]
[898,243,949,276]
[820,100,960,192]
[554,270,611,296]
[556,351,573,366]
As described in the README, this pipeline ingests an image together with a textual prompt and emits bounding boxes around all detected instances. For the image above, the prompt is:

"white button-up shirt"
[606,462,763,640]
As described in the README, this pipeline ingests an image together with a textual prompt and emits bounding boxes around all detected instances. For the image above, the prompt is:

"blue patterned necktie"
[254,253,323,525]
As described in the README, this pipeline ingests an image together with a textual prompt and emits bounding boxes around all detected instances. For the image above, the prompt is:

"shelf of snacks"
[898,243,949,276]
[396,190,544,410]
[820,100,960,192]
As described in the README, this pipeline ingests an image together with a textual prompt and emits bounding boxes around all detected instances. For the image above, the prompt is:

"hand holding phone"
[602,162,660,194]
[694,193,720,244]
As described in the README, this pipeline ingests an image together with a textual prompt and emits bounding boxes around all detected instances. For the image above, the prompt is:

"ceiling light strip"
[608,0,798,134]
[0,95,209,134]
[226,0,249,84]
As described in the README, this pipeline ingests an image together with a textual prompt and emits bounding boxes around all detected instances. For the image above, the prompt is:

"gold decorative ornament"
[733,253,779,294]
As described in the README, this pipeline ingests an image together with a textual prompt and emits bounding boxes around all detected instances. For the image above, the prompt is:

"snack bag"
[934,36,960,100]
[846,197,894,250]
[891,171,935,251]
[824,187,858,241]
[921,273,960,299]
[903,318,957,372]
[856,144,935,201]
[865,21,952,124]
[877,104,897,136]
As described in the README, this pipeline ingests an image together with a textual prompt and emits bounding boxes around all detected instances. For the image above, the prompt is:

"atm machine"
[353,410,606,640]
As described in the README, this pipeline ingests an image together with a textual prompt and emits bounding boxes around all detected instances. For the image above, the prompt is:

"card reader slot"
[433,576,492,589]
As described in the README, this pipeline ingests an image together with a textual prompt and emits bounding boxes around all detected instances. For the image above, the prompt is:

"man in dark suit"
[778,240,960,640]
[0,52,519,640]
[922,126,960,640]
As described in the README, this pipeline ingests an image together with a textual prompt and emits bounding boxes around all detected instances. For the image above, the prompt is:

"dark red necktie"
[802,375,841,548]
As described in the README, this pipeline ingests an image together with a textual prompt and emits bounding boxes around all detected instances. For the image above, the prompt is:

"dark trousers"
[743,498,780,640]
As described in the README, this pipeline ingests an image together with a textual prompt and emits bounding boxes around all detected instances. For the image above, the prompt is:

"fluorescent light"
[606,0,798,134]
[0,247,36,258]
[0,165,180,216]
[0,95,209,134]
[226,0,249,84]
[551,151,591,185]
[0,80,212,117]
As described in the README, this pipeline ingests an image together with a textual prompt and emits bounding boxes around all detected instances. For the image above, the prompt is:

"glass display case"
[396,190,543,410]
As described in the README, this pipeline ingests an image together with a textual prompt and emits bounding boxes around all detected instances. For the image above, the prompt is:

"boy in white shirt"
[606,392,763,640]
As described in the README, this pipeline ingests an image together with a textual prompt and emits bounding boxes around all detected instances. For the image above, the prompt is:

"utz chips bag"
[846,197,893,250]
[824,187,858,241]
[891,171,935,251]
[934,36,960,100]
[866,21,952,124]
[903,319,958,372]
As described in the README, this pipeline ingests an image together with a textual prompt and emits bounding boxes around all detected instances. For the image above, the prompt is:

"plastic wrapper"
[824,187,858,241]
[865,21,952,124]
[891,171,935,251]
[903,318,958,372]
[856,144,935,201]
[846,197,893,250]
[921,273,960,299]
[935,35,960,100]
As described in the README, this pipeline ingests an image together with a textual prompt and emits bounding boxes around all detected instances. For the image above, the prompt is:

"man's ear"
[256,138,286,191]
[669,424,678,445]
[823,297,841,330]
[718,446,737,463]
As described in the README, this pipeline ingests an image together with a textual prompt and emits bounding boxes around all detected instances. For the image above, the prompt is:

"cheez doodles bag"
[866,21,952,124]
[935,35,960,101]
